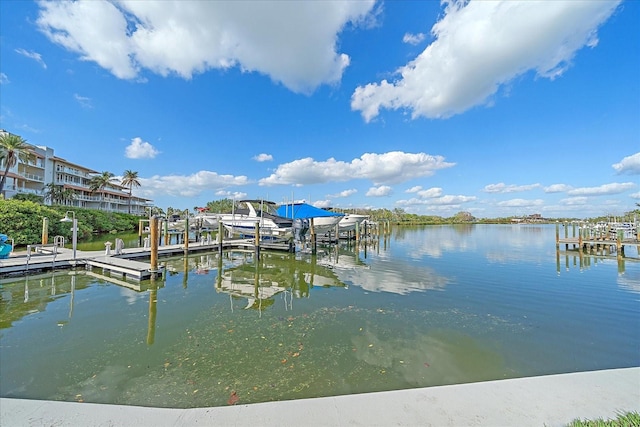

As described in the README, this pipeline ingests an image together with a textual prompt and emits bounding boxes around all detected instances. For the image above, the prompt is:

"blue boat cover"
[277,203,344,219]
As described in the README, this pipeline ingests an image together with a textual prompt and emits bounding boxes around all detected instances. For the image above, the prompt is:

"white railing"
[22,173,44,182]
[55,166,93,178]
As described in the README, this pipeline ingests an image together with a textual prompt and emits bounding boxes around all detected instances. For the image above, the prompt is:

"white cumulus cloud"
[567,182,636,196]
[312,200,332,209]
[612,152,640,175]
[351,0,621,121]
[403,32,426,45]
[125,137,160,159]
[329,189,358,198]
[484,183,541,193]
[544,183,573,193]
[560,197,588,206]
[366,185,392,197]
[36,0,376,94]
[259,151,455,186]
[214,190,248,200]
[497,198,544,208]
[139,171,249,198]
[416,187,444,198]
[253,153,273,162]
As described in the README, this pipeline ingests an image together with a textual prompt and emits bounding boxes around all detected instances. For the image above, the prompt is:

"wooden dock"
[0,238,293,280]
[555,221,639,256]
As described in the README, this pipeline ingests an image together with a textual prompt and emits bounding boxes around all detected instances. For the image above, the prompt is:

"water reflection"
[1,225,638,409]
[618,270,640,295]
[209,251,347,314]
[1,271,88,330]
[147,281,158,345]
[318,241,452,295]
[555,250,634,276]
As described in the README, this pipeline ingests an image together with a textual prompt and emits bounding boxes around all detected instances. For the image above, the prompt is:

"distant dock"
[555,221,639,257]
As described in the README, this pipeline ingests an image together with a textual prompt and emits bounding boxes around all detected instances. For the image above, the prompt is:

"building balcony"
[21,173,44,182]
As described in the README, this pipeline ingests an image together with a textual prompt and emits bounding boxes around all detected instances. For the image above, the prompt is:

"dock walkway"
[0,238,289,279]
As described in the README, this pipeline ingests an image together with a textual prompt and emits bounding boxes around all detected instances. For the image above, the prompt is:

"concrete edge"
[2,367,639,427]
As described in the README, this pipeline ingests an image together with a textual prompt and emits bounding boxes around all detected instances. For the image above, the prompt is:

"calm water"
[1,224,638,408]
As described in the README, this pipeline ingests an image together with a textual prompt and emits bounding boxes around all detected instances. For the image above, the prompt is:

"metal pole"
[72,218,77,261]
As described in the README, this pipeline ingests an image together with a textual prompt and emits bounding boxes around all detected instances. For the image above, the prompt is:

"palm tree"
[44,183,76,205]
[89,171,117,210]
[0,133,35,196]
[121,170,141,214]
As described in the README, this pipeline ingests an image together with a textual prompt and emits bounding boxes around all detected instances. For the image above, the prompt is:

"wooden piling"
[578,227,583,251]
[310,218,317,255]
[42,217,49,245]
[616,229,623,253]
[184,217,189,255]
[183,255,189,289]
[254,221,261,259]
[164,219,169,246]
[150,216,159,277]
[218,220,223,254]
[146,282,157,346]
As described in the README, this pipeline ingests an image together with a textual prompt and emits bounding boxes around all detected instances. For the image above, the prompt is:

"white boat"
[276,202,344,236]
[608,222,637,240]
[192,214,219,230]
[219,200,298,240]
[337,213,369,232]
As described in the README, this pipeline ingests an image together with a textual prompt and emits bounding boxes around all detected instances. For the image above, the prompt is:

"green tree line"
[0,199,140,246]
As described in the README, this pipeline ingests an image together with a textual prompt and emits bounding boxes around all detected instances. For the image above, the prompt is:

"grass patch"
[567,411,640,427]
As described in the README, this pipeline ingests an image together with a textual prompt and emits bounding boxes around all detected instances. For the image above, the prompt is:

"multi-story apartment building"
[1,130,152,215]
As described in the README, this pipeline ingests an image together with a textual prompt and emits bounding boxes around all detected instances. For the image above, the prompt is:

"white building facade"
[1,130,152,215]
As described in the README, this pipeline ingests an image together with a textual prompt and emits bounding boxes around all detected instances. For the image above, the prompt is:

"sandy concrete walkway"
[1,367,638,427]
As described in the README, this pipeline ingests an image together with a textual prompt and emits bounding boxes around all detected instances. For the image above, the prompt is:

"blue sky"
[1,0,638,219]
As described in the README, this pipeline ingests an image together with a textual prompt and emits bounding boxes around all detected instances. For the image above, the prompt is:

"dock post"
[183,256,189,289]
[150,216,159,278]
[555,222,559,249]
[578,227,583,251]
[616,229,623,255]
[218,220,223,255]
[254,221,261,259]
[355,221,360,243]
[184,217,189,255]
[42,217,49,245]
[216,255,223,289]
[310,218,317,255]
[164,219,169,246]
[139,220,143,247]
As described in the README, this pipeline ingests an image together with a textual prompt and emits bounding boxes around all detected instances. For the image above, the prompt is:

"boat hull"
[338,214,369,232]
